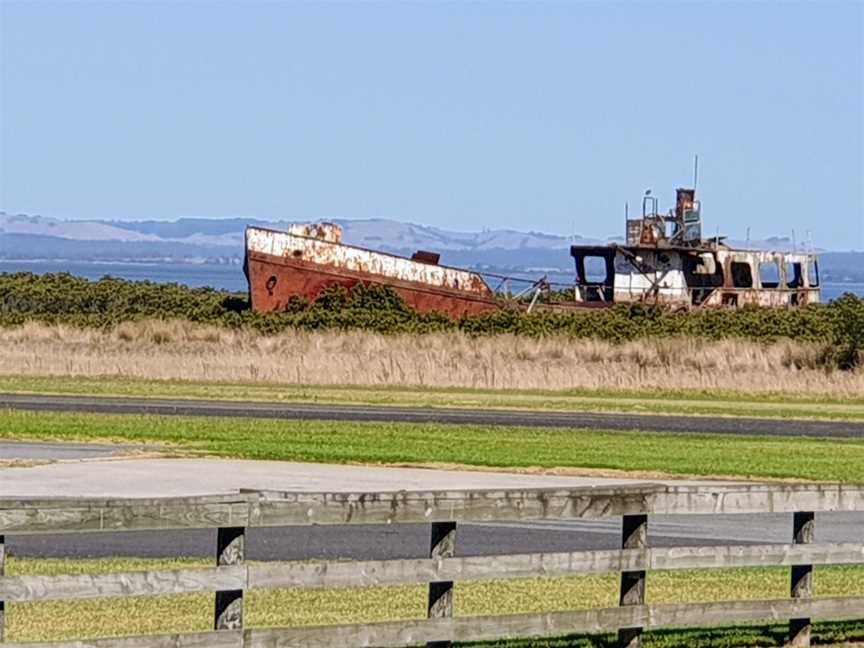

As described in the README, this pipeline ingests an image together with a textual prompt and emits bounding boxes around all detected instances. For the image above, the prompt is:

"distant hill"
[0,233,231,264]
[1,211,860,281]
[104,216,593,253]
[0,211,598,267]
[1,213,160,242]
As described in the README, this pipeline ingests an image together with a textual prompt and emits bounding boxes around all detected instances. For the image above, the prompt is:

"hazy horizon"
[4,208,863,253]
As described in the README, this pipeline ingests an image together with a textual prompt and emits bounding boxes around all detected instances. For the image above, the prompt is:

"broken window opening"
[614,255,635,274]
[808,260,820,287]
[683,252,723,306]
[731,262,753,288]
[573,251,614,303]
[584,256,609,283]
[758,261,781,289]
[786,262,803,289]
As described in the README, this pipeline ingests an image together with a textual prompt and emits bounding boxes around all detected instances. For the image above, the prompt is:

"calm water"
[0,260,250,292]
[0,260,861,301]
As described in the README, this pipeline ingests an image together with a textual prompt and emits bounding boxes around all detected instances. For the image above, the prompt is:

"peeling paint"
[245,226,498,318]
[570,185,821,309]
[571,245,821,309]
[247,227,491,295]
[245,182,821,316]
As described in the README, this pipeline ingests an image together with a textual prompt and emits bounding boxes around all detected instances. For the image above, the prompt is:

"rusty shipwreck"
[245,223,500,318]
[245,185,820,317]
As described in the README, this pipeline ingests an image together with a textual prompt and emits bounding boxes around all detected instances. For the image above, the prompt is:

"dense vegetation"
[1,272,861,367]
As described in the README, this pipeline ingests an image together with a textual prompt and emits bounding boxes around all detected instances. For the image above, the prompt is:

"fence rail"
[1,483,863,647]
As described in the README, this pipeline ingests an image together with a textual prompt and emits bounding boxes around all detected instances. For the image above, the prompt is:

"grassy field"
[2,409,864,482]
[3,375,864,422]
[3,321,862,644]
[5,557,864,644]
[2,321,862,397]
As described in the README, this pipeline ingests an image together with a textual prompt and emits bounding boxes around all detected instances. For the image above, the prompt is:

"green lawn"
[5,557,864,645]
[2,375,863,421]
[2,409,864,482]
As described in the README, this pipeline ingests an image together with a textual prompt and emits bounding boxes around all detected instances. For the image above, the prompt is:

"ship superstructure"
[570,188,820,308]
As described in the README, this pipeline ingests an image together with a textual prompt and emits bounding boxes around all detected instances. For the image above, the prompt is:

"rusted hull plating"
[245,227,499,318]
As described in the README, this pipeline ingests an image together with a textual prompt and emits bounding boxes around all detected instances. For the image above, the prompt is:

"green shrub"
[827,293,864,369]
[1,272,861,369]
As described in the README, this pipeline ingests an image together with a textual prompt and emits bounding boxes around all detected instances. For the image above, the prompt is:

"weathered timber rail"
[0,483,863,647]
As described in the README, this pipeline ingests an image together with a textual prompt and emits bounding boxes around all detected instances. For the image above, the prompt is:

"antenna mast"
[693,154,699,189]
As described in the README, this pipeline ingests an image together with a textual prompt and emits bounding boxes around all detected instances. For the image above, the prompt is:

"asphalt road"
[2,393,863,437]
[10,513,863,560]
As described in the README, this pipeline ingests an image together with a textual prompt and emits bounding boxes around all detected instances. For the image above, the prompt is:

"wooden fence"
[0,483,863,647]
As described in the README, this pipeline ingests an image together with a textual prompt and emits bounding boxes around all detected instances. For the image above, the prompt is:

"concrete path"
[0,456,672,498]
[3,454,862,560]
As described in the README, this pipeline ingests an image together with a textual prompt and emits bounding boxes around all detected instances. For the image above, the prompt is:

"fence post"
[0,534,5,642]
[790,511,814,647]
[618,514,648,648]
[214,527,245,630]
[427,521,457,648]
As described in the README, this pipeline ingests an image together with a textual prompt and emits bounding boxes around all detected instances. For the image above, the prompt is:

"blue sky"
[1,1,862,250]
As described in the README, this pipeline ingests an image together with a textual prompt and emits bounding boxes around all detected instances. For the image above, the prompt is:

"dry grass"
[0,320,861,396]
[6,556,864,642]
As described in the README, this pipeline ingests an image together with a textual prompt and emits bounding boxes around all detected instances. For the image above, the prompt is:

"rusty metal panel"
[626,220,644,246]
[285,223,343,243]
[711,249,821,307]
[247,227,492,296]
[245,226,499,318]
[412,250,441,265]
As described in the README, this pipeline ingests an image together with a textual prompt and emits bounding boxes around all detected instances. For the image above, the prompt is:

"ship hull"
[246,249,500,319]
